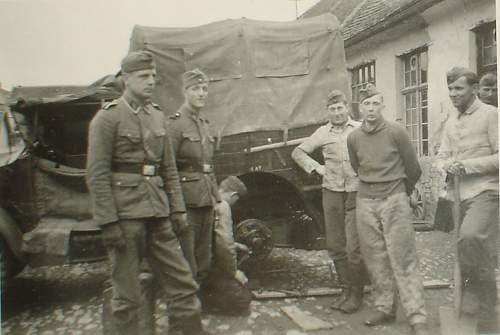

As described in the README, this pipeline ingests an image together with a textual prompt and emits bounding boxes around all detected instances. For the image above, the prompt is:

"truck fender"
[0,207,27,263]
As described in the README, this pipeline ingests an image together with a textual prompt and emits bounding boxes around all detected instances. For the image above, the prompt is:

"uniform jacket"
[166,104,220,208]
[86,97,186,226]
[292,119,360,192]
[437,97,498,200]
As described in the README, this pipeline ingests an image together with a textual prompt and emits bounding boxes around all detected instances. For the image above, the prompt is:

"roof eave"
[344,0,444,48]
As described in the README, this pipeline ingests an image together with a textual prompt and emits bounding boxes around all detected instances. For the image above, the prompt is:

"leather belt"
[112,162,160,176]
[179,163,214,174]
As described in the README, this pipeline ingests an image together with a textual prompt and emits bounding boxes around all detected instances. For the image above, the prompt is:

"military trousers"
[356,191,427,325]
[458,190,499,282]
[322,189,362,264]
[107,217,201,332]
[177,206,214,284]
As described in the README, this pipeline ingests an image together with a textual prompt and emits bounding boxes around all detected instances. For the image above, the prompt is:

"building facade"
[302,0,497,222]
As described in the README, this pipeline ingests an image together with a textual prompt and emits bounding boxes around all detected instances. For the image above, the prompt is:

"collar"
[459,97,481,117]
[361,117,386,134]
[180,103,205,122]
[121,96,151,115]
[327,118,357,131]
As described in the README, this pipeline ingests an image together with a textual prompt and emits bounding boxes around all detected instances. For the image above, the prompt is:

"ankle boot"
[178,313,214,335]
[330,259,350,310]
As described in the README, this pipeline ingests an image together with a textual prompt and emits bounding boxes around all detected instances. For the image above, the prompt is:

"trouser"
[107,217,201,334]
[322,190,362,265]
[356,192,427,325]
[177,206,214,284]
[458,190,499,317]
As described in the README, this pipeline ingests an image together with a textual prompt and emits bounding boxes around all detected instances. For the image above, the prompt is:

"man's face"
[184,83,209,109]
[123,69,156,101]
[326,102,349,125]
[479,84,497,106]
[360,94,384,123]
[448,76,478,112]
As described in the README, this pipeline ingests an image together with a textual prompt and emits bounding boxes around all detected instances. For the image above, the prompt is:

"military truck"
[129,13,428,259]
[0,14,428,291]
[1,79,122,293]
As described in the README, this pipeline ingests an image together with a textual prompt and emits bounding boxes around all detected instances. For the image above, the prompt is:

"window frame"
[400,47,429,157]
[474,21,497,76]
[349,61,376,120]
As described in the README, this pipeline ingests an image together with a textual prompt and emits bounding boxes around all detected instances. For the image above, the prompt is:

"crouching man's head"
[218,176,248,206]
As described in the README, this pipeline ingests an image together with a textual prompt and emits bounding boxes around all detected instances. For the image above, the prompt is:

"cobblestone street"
[1,230,493,334]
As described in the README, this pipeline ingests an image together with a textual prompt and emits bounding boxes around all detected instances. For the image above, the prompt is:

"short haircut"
[446,67,478,86]
[479,72,497,87]
[219,176,248,197]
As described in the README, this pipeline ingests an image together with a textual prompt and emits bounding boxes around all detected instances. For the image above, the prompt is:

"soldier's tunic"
[166,103,220,284]
[86,97,200,330]
[347,119,427,326]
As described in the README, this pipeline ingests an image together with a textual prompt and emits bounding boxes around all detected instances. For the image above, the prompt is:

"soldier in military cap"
[347,84,429,335]
[291,89,367,314]
[86,51,211,335]
[166,68,220,290]
[478,72,497,106]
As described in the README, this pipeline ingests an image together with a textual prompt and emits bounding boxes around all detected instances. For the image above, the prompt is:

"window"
[401,48,428,156]
[350,62,375,120]
[475,21,497,76]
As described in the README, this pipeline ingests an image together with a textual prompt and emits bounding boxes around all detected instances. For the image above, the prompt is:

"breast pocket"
[116,129,141,156]
[149,128,166,156]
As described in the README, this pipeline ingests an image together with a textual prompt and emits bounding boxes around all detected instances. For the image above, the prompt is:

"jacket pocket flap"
[179,172,201,182]
[154,129,166,137]
[112,174,141,187]
[182,132,201,142]
[118,129,141,143]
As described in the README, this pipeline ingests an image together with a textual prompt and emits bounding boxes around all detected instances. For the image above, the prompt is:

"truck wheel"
[235,219,273,263]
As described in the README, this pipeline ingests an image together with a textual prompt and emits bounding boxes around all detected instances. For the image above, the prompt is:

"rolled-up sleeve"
[291,128,323,174]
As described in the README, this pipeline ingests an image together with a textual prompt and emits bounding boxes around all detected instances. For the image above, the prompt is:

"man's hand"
[314,165,326,176]
[446,161,466,175]
[235,270,248,285]
[101,222,125,250]
[171,212,188,234]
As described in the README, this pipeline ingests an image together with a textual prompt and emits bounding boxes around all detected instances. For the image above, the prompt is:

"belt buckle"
[202,164,213,173]
[142,164,156,176]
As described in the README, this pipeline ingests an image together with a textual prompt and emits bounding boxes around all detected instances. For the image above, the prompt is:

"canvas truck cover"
[130,13,348,136]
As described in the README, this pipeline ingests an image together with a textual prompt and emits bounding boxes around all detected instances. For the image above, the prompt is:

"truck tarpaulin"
[129,13,348,136]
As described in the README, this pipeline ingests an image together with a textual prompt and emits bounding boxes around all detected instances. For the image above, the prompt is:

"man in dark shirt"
[87,51,210,335]
[347,84,428,335]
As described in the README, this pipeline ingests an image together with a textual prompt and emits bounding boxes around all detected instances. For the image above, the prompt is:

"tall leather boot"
[330,259,351,310]
[475,279,499,334]
[340,262,365,314]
